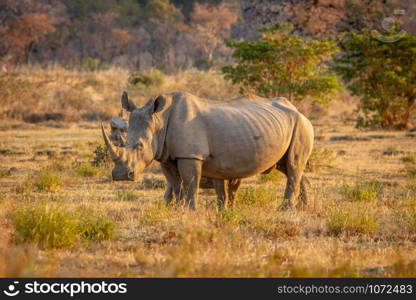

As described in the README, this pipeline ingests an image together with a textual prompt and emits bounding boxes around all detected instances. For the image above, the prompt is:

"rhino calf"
[109,116,128,147]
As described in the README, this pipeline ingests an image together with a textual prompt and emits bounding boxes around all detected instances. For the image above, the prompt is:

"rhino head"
[108,116,127,147]
[101,92,168,181]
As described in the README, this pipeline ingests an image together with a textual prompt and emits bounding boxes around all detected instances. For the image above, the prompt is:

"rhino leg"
[213,179,227,210]
[177,159,202,210]
[279,120,313,210]
[161,162,182,205]
[299,176,309,206]
[227,179,241,208]
[276,158,308,208]
[164,183,174,204]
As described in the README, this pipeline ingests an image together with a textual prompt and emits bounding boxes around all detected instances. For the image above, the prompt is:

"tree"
[0,12,58,63]
[222,23,340,103]
[189,2,239,66]
[87,12,131,61]
[333,29,416,128]
[143,0,184,73]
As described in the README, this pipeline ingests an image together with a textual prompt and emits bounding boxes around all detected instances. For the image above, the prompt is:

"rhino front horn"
[101,123,121,163]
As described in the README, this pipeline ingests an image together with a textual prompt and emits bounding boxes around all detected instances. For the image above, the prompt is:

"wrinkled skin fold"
[102,91,314,210]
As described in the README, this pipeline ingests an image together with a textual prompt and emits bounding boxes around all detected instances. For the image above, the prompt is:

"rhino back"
[164,93,299,179]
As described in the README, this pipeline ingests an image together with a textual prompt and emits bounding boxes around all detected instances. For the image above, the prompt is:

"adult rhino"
[105,110,242,208]
[102,91,314,210]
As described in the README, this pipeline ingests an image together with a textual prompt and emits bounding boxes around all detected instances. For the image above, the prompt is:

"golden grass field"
[0,68,415,277]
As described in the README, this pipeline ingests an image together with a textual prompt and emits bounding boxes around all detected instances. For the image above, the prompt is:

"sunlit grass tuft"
[73,162,101,177]
[13,203,115,249]
[236,185,277,206]
[33,170,62,192]
[339,179,383,202]
[13,204,78,249]
[327,206,379,236]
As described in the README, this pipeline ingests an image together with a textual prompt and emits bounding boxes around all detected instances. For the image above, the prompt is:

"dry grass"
[1,69,416,277]
[0,117,415,277]
[0,66,240,122]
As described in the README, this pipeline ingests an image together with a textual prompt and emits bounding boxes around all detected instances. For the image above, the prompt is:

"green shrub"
[259,170,282,183]
[128,69,166,88]
[340,180,383,202]
[306,147,334,172]
[400,154,415,163]
[78,213,115,241]
[33,170,62,192]
[13,205,79,249]
[223,23,340,103]
[217,208,246,226]
[73,162,100,177]
[327,209,379,236]
[236,185,277,206]
[333,29,416,128]
[13,204,115,249]
[92,144,111,167]
[0,191,6,202]
[140,202,170,225]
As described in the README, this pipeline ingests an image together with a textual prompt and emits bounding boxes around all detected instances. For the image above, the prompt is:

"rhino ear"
[121,91,136,112]
[152,95,167,114]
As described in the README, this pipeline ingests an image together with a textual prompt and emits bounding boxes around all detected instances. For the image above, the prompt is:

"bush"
[327,208,379,236]
[33,170,62,192]
[13,205,79,249]
[400,154,415,163]
[236,185,277,206]
[140,202,171,226]
[259,170,282,183]
[223,23,340,103]
[217,208,246,226]
[73,162,100,177]
[306,147,334,172]
[339,180,383,202]
[78,213,115,241]
[333,29,416,128]
[128,69,166,88]
[92,144,111,167]
[13,204,115,249]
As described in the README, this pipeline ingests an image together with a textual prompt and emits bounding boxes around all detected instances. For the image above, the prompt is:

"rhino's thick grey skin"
[105,91,314,210]
[109,117,128,147]
[106,114,242,209]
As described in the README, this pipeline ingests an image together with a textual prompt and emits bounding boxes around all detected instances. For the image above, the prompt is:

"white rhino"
[102,91,314,210]
[106,113,242,208]
[109,116,128,147]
